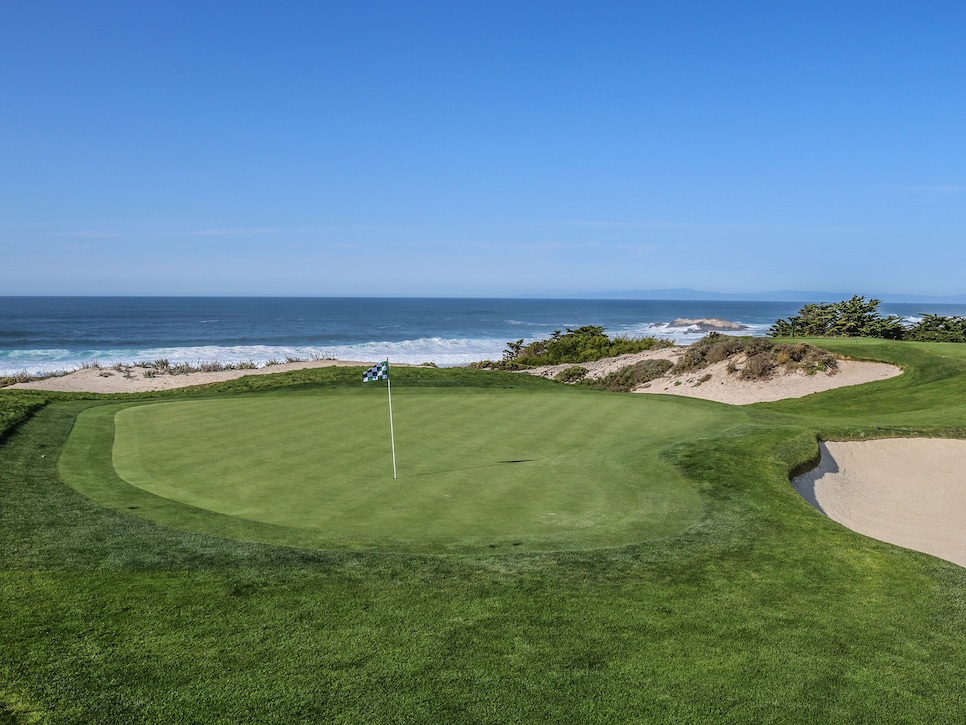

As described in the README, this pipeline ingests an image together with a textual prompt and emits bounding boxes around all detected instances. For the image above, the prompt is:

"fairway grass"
[4,347,966,723]
[61,390,733,552]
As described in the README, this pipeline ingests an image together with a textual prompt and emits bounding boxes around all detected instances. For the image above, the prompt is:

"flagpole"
[387,360,397,480]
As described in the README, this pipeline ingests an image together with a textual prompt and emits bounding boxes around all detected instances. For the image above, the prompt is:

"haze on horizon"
[2,2,964,299]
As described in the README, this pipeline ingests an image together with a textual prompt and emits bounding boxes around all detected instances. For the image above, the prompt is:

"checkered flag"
[362,360,397,478]
[363,361,389,382]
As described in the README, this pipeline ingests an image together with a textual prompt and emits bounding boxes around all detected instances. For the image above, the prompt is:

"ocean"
[3,296,965,377]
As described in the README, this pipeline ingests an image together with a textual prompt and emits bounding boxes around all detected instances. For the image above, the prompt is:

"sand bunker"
[793,439,966,568]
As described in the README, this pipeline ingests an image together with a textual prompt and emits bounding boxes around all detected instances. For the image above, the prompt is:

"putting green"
[62,389,731,552]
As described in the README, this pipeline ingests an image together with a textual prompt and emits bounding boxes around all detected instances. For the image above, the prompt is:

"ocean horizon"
[4,296,966,377]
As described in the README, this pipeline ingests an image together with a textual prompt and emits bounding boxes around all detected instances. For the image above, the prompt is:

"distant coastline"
[3,289,966,303]
[561,289,966,304]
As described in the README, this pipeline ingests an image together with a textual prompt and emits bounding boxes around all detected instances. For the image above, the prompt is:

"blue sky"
[2,1,964,297]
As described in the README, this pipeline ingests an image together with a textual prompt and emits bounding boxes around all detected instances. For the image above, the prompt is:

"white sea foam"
[618,321,772,342]
[1,314,782,379]
[0,325,779,378]
[0,338,514,377]
[505,319,550,327]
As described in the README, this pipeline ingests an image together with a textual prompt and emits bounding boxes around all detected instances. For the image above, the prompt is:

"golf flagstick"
[362,359,397,479]
[387,361,397,480]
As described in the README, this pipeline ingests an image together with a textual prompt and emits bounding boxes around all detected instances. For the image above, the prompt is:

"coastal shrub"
[0,371,35,387]
[491,325,672,369]
[466,359,527,371]
[773,343,838,375]
[671,333,837,380]
[703,337,743,365]
[555,365,589,383]
[740,352,775,380]
[580,359,673,392]
[671,332,750,373]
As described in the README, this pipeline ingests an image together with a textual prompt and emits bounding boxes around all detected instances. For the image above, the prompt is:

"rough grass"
[2,344,966,723]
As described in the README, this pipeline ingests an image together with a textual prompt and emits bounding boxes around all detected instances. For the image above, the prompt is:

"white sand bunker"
[793,439,966,568]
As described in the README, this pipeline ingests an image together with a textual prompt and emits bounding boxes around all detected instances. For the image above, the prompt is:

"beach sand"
[793,440,966,568]
[5,359,375,394]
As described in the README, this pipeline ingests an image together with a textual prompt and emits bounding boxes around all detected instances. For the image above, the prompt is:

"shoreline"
[4,359,379,394]
[8,346,902,403]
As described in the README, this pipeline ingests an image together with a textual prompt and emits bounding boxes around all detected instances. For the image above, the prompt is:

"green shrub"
[491,326,672,369]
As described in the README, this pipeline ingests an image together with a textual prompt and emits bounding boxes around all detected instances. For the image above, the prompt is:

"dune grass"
[2,344,966,722]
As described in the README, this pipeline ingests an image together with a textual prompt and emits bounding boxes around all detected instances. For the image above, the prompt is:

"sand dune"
[525,347,902,405]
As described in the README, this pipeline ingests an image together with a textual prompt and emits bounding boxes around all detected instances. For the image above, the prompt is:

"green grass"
[63,390,722,552]
[3,345,966,723]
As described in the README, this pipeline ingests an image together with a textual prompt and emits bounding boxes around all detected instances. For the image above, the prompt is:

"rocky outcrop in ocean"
[668,318,748,331]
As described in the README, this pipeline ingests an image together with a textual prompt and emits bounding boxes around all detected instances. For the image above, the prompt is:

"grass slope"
[2,347,966,723]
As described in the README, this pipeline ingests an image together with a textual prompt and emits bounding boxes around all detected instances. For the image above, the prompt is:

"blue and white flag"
[363,361,389,382]
[362,360,397,478]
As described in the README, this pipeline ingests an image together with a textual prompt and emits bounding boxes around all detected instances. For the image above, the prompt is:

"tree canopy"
[770,296,901,340]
